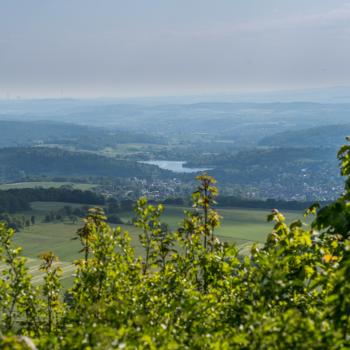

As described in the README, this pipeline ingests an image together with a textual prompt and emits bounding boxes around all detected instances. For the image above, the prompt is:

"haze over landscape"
[1,0,350,98]
[2,1,350,349]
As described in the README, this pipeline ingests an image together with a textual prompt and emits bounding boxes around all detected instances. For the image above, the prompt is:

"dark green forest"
[0,188,104,213]
[0,147,171,182]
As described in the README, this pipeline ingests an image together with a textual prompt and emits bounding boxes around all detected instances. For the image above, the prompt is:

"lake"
[140,160,211,173]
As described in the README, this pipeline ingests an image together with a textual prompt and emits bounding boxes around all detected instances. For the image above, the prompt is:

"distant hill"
[259,124,350,148]
[0,147,171,182]
[3,103,350,146]
[0,120,164,149]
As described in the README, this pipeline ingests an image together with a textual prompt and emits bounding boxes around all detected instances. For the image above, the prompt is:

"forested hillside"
[259,123,350,148]
[0,147,171,182]
[0,121,164,149]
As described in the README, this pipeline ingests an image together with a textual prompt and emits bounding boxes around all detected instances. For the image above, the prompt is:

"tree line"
[162,195,327,211]
[0,147,171,183]
[0,187,105,213]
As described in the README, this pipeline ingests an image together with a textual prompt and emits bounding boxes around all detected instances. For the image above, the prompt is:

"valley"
[0,100,347,290]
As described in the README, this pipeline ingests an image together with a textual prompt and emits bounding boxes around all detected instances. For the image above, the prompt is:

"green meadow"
[6,201,308,286]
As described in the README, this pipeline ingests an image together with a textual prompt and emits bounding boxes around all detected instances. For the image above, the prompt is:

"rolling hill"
[0,147,171,182]
[0,120,165,149]
[259,124,350,148]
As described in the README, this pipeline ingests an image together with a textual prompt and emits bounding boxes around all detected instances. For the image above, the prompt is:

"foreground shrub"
[2,143,350,348]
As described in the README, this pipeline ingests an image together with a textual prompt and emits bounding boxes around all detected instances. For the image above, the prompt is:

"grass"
[119,205,306,243]
[17,203,307,258]
[10,221,144,286]
[0,181,96,191]
[13,221,145,261]
[6,202,308,286]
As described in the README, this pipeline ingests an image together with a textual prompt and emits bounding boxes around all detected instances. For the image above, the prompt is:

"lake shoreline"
[139,160,212,173]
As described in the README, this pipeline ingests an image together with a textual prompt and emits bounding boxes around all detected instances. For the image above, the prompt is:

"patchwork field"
[4,202,308,287]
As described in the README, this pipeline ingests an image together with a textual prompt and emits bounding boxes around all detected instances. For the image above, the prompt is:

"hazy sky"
[1,0,350,98]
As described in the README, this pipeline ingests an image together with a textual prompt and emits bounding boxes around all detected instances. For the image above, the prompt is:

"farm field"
[10,221,144,287]
[0,181,96,191]
[119,205,306,243]
[6,201,308,286]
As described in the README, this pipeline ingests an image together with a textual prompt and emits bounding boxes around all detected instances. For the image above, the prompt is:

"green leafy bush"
[2,143,350,349]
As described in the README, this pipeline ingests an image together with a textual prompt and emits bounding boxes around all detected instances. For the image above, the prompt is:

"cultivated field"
[6,202,308,287]
[119,205,306,243]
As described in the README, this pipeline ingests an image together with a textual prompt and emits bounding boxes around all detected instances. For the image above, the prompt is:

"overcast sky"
[1,0,350,98]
